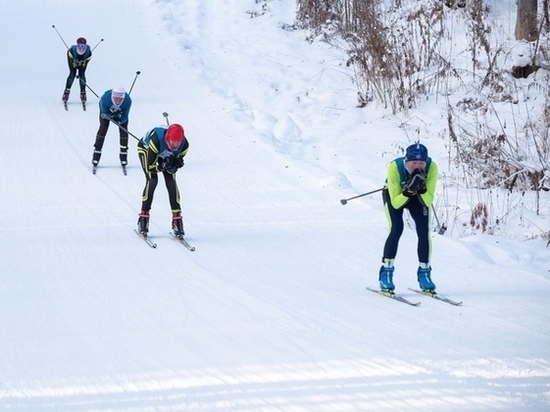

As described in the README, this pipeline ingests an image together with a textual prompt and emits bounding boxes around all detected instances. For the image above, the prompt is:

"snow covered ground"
[0,0,549,410]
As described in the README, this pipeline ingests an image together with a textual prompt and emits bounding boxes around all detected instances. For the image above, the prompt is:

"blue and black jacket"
[98,90,132,124]
[67,45,92,67]
[139,127,189,175]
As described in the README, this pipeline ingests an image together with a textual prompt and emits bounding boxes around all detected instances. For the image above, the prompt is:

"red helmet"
[76,37,87,45]
[165,124,185,150]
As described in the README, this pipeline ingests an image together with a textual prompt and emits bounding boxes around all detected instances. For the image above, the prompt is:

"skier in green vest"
[379,143,438,292]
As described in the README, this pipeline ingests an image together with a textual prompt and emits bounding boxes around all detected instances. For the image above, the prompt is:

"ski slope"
[0,0,549,410]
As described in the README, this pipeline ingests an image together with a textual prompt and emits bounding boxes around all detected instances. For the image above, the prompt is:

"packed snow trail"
[0,1,548,410]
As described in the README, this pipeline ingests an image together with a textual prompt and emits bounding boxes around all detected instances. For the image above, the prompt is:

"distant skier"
[136,124,189,237]
[378,143,438,292]
[62,37,92,103]
[92,87,132,169]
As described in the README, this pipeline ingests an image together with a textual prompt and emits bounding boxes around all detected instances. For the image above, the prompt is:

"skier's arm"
[419,161,438,207]
[386,161,409,209]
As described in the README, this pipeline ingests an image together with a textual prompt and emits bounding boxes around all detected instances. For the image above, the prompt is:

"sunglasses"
[77,44,86,48]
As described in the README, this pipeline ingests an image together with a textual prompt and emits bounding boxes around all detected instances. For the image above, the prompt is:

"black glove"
[157,156,174,173]
[159,156,184,173]
[165,159,178,174]
[109,108,122,121]
[403,169,426,195]
[157,157,168,172]
[173,156,184,169]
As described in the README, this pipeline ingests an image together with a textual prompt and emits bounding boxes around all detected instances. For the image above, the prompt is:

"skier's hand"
[109,108,122,121]
[163,157,178,174]
[157,156,170,172]
[173,156,184,169]
[404,169,426,193]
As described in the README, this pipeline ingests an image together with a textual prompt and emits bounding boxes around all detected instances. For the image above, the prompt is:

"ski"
[134,229,157,248]
[408,288,463,306]
[121,164,127,175]
[366,287,421,307]
[82,102,86,111]
[92,165,98,175]
[63,101,68,111]
[169,232,195,251]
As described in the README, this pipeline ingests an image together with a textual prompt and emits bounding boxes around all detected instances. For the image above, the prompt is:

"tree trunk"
[515,0,538,41]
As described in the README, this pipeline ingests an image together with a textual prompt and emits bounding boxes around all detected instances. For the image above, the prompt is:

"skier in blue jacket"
[136,124,189,237]
[92,87,132,168]
[62,37,92,103]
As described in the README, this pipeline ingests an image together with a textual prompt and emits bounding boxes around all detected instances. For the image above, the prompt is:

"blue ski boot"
[379,265,395,291]
[417,266,436,291]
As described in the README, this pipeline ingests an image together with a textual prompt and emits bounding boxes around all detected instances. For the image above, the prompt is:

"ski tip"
[134,229,157,248]
[169,232,195,251]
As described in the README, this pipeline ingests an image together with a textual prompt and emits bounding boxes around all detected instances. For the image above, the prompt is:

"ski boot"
[92,149,102,166]
[137,211,150,235]
[120,148,128,166]
[171,212,185,237]
[62,89,70,102]
[379,265,395,292]
[417,266,436,291]
[80,91,87,102]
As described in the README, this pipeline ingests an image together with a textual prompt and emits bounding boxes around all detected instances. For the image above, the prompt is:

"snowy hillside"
[0,0,549,410]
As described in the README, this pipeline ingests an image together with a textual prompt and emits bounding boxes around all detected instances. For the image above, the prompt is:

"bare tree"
[543,0,550,32]
[515,0,538,41]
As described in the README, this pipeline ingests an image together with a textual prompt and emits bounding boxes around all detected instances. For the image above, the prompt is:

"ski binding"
[367,287,421,306]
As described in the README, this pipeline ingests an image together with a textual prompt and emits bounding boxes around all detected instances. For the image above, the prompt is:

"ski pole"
[162,112,170,126]
[431,204,447,235]
[52,25,69,49]
[84,82,100,99]
[91,38,104,52]
[340,188,384,205]
[128,71,141,95]
[100,114,140,142]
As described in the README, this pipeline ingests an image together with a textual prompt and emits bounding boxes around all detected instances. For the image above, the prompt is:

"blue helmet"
[405,143,428,162]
